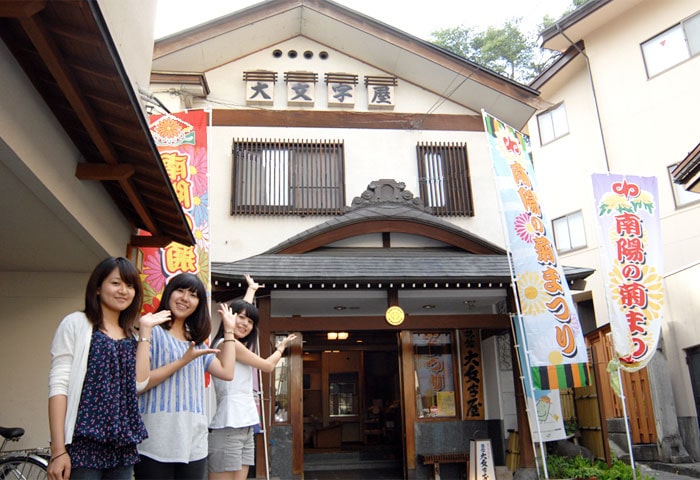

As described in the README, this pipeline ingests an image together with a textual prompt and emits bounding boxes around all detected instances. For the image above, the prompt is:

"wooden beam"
[19,15,120,165]
[213,109,484,131]
[75,163,135,181]
[264,314,510,331]
[0,0,45,18]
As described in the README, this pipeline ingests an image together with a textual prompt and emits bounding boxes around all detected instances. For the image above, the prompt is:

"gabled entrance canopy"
[212,179,594,314]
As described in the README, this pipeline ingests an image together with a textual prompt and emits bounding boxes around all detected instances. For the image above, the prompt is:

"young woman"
[135,273,237,480]
[208,274,296,480]
[48,256,170,480]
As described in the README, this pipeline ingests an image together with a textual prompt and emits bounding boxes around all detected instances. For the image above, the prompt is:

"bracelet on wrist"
[225,330,234,335]
[224,339,235,343]
[49,451,68,463]
[139,337,151,343]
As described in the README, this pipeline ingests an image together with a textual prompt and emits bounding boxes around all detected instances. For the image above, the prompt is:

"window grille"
[417,142,473,216]
[232,139,345,215]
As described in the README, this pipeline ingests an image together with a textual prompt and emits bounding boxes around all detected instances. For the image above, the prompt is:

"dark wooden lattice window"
[417,142,473,216]
[231,139,345,215]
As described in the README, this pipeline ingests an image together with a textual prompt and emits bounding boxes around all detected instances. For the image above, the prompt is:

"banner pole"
[511,312,548,479]
[255,336,271,480]
[617,368,637,480]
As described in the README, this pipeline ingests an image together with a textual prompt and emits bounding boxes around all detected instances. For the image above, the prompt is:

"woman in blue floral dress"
[48,257,170,480]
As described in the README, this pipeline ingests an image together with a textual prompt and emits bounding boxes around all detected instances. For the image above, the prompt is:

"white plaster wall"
[0,272,86,450]
[208,124,506,262]
[201,38,474,115]
[98,0,158,105]
[152,40,509,263]
[0,42,132,259]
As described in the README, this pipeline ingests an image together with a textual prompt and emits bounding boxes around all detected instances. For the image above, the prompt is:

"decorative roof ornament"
[347,178,429,212]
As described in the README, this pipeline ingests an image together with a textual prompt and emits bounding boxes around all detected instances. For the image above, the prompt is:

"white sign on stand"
[469,439,496,480]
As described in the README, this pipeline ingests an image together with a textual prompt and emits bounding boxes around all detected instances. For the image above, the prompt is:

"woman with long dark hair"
[48,256,170,480]
[208,274,296,480]
[135,273,237,480]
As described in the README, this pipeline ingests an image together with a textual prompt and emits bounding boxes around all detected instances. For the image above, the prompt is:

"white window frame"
[552,210,586,253]
[668,164,700,208]
[642,11,700,78]
[537,103,569,145]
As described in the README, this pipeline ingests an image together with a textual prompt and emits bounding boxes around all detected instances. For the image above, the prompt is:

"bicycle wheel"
[0,456,47,480]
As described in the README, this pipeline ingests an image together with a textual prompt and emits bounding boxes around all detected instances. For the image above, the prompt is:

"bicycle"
[0,426,48,480]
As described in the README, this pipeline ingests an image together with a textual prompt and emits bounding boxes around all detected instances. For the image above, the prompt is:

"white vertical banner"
[526,390,567,442]
[592,174,664,371]
[483,110,589,390]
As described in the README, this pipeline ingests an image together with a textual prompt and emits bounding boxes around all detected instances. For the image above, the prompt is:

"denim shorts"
[207,427,254,472]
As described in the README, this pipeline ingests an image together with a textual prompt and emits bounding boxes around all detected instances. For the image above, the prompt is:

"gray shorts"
[208,426,255,472]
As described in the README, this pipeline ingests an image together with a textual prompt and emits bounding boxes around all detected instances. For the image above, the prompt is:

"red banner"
[136,111,210,313]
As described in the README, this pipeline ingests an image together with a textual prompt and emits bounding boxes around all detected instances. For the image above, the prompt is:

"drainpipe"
[553,24,611,173]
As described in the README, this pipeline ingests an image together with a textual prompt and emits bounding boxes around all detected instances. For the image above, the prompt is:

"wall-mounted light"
[422,304,436,310]
[327,331,349,340]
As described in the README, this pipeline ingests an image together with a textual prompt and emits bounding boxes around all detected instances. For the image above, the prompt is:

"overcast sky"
[155,0,573,40]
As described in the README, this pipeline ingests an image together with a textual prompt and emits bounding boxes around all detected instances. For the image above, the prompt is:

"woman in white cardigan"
[48,257,169,480]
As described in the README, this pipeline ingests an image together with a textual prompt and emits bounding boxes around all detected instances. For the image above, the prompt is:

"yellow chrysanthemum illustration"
[598,192,633,215]
[608,261,664,320]
[516,271,549,316]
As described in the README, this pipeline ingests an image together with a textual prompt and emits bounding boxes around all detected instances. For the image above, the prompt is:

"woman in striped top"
[134,273,237,480]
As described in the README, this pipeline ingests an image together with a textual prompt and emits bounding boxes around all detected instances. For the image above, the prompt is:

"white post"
[617,368,637,480]
[256,337,271,480]
[511,313,547,479]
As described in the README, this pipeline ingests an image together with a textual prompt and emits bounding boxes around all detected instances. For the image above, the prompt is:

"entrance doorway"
[301,330,404,478]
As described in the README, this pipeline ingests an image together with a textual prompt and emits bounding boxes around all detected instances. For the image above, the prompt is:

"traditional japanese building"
[149,1,595,477]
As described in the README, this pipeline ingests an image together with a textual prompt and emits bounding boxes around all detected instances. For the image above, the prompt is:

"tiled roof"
[212,247,593,285]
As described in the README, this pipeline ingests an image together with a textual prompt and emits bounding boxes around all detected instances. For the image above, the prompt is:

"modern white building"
[529,0,700,464]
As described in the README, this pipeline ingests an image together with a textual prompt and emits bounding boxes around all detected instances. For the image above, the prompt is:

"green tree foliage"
[430,0,591,84]
[431,18,549,83]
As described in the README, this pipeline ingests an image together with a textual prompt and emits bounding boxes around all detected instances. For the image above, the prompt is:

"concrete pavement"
[639,461,700,479]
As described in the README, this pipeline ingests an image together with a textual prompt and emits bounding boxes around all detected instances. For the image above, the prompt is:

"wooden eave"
[0,0,195,247]
[672,141,700,193]
[274,219,500,255]
[150,70,211,96]
[529,41,584,91]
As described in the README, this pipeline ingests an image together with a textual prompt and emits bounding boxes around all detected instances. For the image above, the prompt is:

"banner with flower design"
[592,174,663,372]
[136,111,209,313]
[483,111,589,388]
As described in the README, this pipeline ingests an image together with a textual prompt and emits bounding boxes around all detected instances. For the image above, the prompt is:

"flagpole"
[511,311,548,479]
[617,367,637,480]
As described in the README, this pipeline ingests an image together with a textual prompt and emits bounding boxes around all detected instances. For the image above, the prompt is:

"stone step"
[304,449,401,472]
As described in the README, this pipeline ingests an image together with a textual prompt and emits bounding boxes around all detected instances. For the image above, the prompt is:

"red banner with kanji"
[136,111,209,312]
